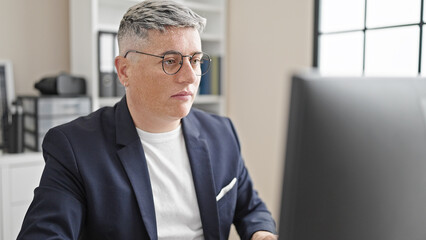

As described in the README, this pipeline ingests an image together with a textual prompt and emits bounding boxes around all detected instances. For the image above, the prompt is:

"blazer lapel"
[182,114,221,240]
[115,97,158,240]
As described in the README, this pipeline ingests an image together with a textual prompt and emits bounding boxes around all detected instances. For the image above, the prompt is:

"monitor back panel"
[280,75,426,240]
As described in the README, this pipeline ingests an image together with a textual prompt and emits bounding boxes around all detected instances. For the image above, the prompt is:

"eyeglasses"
[124,50,211,76]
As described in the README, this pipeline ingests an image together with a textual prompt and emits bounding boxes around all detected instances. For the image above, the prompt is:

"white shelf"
[185,2,223,13]
[99,0,224,13]
[1,152,44,240]
[97,95,224,107]
[97,24,120,32]
[201,33,223,42]
[98,97,121,108]
[0,152,43,165]
[70,0,227,115]
[99,0,140,7]
[195,95,223,104]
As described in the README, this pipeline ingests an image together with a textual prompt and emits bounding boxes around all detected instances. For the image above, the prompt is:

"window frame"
[313,0,426,75]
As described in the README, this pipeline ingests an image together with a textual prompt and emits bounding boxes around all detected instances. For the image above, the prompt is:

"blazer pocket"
[216,177,237,202]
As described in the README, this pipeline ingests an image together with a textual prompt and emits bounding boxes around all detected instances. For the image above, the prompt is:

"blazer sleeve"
[17,128,86,240]
[227,119,277,240]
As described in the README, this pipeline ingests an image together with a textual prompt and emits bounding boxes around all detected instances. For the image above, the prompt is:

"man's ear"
[115,56,130,87]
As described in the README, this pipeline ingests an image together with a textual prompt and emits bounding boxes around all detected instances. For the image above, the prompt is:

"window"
[314,0,425,76]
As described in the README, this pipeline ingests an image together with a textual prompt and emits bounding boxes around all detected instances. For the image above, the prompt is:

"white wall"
[227,0,314,226]
[0,0,70,95]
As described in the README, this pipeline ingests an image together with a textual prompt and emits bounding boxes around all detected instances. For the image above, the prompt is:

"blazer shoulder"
[188,108,231,127]
[43,105,117,154]
[54,105,116,134]
[186,108,240,147]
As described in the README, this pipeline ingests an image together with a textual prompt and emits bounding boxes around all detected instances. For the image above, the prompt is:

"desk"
[0,152,44,240]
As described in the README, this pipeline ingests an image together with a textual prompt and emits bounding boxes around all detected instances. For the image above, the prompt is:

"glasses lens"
[162,53,183,75]
[193,53,211,76]
[162,52,211,76]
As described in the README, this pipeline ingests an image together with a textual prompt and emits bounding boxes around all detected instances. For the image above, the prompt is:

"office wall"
[0,0,70,95]
[0,0,313,235]
[227,0,314,225]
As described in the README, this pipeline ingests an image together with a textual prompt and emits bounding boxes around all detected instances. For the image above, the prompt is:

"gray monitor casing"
[279,73,426,240]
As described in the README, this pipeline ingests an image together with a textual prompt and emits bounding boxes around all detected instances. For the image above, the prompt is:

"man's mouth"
[171,91,193,100]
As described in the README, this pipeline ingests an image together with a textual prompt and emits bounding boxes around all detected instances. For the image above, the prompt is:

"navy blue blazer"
[18,97,276,240]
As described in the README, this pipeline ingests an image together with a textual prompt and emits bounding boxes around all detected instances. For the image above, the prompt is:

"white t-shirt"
[137,125,204,240]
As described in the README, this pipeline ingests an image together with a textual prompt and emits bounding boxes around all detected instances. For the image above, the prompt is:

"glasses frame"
[123,50,211,76]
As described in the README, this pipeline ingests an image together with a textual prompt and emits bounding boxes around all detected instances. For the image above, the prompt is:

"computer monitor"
[279,72,426,240]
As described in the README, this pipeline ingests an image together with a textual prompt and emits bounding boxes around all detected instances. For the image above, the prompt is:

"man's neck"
[127,103,181,133]
[135,118,181,133]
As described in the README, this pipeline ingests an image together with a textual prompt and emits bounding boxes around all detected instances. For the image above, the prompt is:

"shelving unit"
[70,0,227,115]
[0,3,227,239]
[0,152,44,240]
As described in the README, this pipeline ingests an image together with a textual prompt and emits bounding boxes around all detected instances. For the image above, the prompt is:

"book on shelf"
[210,56,221,95]
[98,31,125,98]
[99,72,115,97]
[199,56,221,95]
[0,65,8,150]
[199,60,211,95]
[98,31,221,98]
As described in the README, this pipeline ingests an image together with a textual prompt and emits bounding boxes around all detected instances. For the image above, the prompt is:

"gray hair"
[117,0,206,53]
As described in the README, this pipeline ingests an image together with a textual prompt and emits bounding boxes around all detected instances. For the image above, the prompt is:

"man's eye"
[191,58,201,65]
[164,59,177,65]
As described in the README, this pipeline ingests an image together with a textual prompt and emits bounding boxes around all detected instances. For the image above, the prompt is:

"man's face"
[124,27,202,124]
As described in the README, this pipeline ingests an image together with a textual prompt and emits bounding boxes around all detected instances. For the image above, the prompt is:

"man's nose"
[175,58,198,83]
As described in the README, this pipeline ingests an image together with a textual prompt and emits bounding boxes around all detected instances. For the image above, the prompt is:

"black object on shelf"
[34,72,86,96]
[98,31,124,98]
[6,100,23,153]
[99,72,115,97]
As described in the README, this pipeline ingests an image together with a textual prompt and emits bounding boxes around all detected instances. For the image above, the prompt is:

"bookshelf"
[70,0,227,115]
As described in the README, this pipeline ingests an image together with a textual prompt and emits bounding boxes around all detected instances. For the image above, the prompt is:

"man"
[18,1,277,239]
